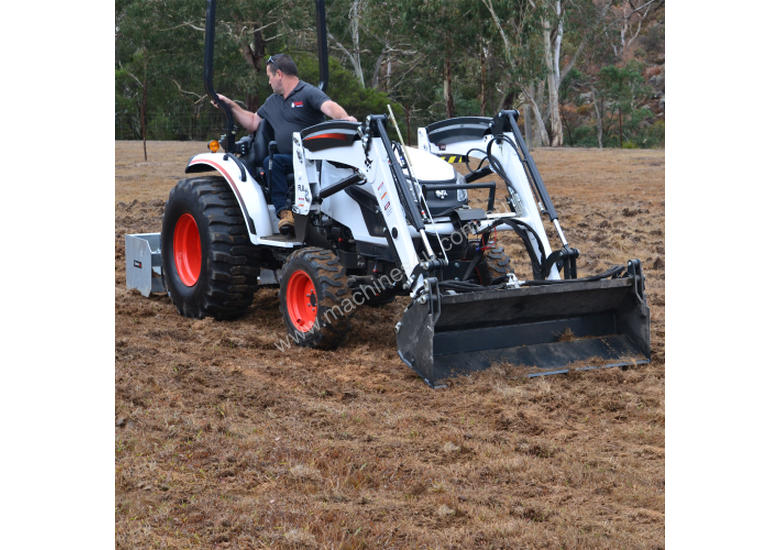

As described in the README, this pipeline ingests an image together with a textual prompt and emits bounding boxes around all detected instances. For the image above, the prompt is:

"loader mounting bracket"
[626,259,646,299]
[543,246,579,279]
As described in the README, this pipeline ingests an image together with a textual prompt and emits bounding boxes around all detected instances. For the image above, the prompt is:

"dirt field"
[115,140,665,549]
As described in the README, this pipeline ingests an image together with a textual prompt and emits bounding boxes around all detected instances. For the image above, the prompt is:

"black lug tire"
[477,245,513,285]
[161,176,260,320]
[279,247,351,349]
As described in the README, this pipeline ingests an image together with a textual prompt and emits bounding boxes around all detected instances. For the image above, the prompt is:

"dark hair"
[266,54,298,77]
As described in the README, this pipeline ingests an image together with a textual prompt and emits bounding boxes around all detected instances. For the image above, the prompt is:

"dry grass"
[115,141,665,548]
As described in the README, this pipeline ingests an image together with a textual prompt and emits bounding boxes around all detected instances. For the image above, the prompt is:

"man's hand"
[321,100,356,122]
[210,94,261,132]
[211,93,232,110]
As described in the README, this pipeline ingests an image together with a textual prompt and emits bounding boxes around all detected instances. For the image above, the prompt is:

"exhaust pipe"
[396,260,651,387]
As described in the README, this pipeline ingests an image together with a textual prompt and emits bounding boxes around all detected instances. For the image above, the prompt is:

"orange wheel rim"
[287,270,317,331]
[173,213,201,287]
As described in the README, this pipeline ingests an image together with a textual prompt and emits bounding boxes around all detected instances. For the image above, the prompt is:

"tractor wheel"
[279,247,351,349]
[161,176,260,320]
[476,245,513,285]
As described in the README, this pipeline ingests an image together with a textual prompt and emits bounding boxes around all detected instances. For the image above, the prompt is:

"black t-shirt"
[256,80,330,154]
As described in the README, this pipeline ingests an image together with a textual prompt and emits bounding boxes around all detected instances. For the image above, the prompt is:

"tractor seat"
[237,119,275,187]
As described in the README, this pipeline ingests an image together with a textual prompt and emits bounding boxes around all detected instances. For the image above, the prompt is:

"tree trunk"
[617,0,660,61]
[523,104,533,147]
[327,31,364,87]
[545,73,563,146]
[522,85,550,147]
[241,25,267,72]
[405,106,412,145]
[349,0,365,87]
[590,87,603,149]
[561,108,572,145]
[371,49,385,89]
[542,5,563,147]
[444,56,454,118]
[141,65,148,161]
[246,93,260,113]
[480,44,487,116]
[385,57,392,90]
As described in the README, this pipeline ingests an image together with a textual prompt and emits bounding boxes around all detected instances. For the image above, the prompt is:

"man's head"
[266,54,298,95]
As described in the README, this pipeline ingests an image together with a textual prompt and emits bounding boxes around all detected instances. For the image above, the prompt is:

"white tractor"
[126,0,650,387]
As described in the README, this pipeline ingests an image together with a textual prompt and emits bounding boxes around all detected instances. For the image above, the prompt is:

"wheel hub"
[287,270,318,331]
[172,213,202,287]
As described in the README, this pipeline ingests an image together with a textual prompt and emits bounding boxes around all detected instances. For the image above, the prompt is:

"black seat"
[236,120,299,210]
[238,119,275,187]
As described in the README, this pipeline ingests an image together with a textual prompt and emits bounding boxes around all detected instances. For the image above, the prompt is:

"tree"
[115,0,664,148]
[598,61,652,147]
[611,0,664,60]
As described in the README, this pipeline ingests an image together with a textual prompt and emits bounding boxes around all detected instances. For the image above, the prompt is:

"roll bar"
[204,0,237,153]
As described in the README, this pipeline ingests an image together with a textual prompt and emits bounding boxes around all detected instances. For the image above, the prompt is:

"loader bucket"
[396,263,650,387]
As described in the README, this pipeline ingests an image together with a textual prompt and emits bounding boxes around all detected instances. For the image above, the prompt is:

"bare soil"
[115,140,665,549]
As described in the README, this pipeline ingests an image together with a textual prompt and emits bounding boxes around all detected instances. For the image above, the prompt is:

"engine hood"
[397,146,456,183]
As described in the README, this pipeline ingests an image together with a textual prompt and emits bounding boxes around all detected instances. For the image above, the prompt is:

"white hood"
[397,146,456,182]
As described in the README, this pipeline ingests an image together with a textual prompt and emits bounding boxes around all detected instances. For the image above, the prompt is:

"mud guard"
[396,261,650,387]
[186,152,274,240]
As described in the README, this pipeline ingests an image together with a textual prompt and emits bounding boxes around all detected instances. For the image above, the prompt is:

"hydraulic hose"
[519,265,626,285]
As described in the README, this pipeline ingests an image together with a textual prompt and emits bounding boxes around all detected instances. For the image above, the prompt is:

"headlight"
[456,173,468,203]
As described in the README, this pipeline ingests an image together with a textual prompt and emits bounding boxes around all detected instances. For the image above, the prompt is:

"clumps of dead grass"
[442,441,461,454]
[289,463,321,481]
[283,528,317,547]
[436,503,457,518]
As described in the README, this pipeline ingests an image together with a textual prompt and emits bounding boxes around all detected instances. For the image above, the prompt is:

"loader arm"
[296,118,427,290]
[420,113,564,281]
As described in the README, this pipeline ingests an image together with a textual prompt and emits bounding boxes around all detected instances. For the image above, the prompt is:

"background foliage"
[115,0,664,148]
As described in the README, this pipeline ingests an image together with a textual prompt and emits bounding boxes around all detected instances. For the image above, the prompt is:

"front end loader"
[125,0,650,387]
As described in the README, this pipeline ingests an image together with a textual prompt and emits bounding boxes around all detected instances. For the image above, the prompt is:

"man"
[215,54,357,235]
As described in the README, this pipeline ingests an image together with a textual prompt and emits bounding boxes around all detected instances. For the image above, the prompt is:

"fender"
[185,152,274,241]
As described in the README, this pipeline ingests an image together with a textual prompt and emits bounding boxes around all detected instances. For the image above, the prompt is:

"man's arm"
[213,94,262,132]
[320,100,357,122]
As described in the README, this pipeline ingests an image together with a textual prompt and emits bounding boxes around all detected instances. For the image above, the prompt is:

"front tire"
[476,245,513,285]
[279,247,351,349]
[161,176,260,320]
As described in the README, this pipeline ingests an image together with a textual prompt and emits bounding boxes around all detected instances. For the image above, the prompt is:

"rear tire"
[161,176,260,320]
[279,247,351,349]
